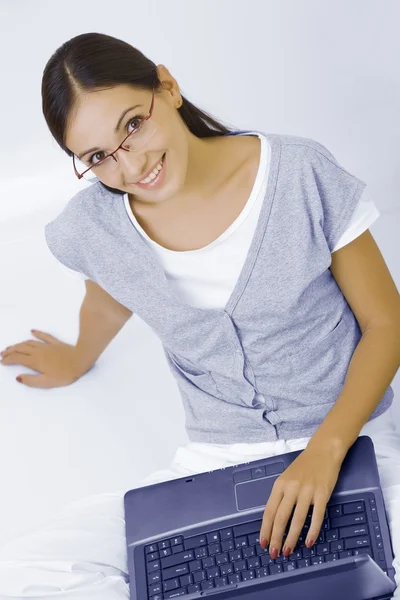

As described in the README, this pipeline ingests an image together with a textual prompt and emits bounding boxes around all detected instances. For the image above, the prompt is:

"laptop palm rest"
[200,555,395,600]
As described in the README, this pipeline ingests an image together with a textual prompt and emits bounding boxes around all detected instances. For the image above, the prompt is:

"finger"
[1,341,39,357]
[259,483,284,549]
[306,493,329,548]
[1,351,32,364]
[16,374,53,388]
[282,491,313,556]
[1,353,38,371]
[268,493,298,558]
[31,330,56,343]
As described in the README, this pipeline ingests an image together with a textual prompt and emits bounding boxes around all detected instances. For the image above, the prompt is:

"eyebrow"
[77,104,143,160]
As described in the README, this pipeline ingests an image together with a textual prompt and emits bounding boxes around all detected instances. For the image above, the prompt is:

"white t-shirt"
[51,132,379,310]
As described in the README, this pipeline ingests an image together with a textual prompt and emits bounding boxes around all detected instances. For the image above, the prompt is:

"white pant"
[0,407,399,599]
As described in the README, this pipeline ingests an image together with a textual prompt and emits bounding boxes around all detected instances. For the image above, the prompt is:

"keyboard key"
[229,550,242,562]
[179,574,193,587]
[149,582,163,596]
[228,573,242,584]
[270,564,283,574]
[248,533,260,546]
[163,564,189,580]
[220,563,234,576]
[339,550,353,559]
[345,537,370,550]
[214,576,229,587]
[171,536,183,547]
[233,560,247,572]
[161,550,195,570]
[158,540,171,550]
[220,527,233,540]
[248,557,261,569]
[164,588,187,598]
[353,547,371,556]
[146,544,158,554]
[184,535,207,550]
[215,553,229,565]
[242,569,256,580]
[343,501,365,514]
[208,543,221,555]
[331,514,366,528]
[328,505,342,518]
[202,557,215,569]
[297,558,311,568]
[200,579,215,590]
[163,579,179,592]
[256,566,270,577]
[371,507,379,522]
[235,536,248,548]
[193,570,206,583]
[147,552,160,561]
[189,560,202,572]
[316,543,330,554]
[172,545,184,554]
[221,540,234,552]
[207,532,220,544]
[325,529,339,542]
[187,584,201,594]
[160,548,172,558]
[325,553,339,562]
[195,547,208,560]
[206,566,220,579]
[148,571,162,584]
[339,525,369,538]
[147,560,161,573]
[330,540,344,553]
[242,547,256,559]
[283,561,297,571]
[311,556,324,565]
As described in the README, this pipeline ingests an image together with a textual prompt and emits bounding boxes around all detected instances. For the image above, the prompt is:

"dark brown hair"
[41,32,235,195]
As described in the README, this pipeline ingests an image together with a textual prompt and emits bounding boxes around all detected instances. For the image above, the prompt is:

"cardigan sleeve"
[305,139,368,254]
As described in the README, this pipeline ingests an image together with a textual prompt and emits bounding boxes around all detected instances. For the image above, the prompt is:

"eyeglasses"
[73,86,157,182]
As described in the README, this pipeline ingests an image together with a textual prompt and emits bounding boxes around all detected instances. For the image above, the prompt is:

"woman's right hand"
[0,329,90,389]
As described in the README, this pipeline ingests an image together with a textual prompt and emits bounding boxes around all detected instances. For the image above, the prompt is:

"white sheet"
[0,406,399,599]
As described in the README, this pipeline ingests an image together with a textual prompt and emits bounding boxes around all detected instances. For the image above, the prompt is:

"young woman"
[0,32,399,599]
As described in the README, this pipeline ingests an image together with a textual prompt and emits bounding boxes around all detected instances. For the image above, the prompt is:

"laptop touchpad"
[235,466,284,511]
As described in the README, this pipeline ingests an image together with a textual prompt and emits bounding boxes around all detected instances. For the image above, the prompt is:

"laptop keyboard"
[144,497,386,599]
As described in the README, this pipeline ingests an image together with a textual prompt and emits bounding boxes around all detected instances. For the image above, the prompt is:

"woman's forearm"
[306,323,400,461]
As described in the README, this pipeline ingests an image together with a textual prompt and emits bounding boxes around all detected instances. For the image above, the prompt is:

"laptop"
[124,435,396,600]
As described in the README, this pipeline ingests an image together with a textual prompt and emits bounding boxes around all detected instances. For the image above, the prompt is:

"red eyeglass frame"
[72,85,156,180]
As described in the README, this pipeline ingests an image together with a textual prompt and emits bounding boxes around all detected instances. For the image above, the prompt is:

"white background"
[0,0,399,549]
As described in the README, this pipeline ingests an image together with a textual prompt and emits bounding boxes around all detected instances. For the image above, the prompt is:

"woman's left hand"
[259,445,345,559]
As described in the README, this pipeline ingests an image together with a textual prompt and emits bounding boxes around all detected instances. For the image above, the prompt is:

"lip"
[129,154,165,185]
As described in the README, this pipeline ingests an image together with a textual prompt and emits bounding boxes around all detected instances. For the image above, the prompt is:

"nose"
[114,148,146,182]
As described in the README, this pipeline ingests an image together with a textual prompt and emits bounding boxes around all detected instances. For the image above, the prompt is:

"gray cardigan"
[45,131,393,443]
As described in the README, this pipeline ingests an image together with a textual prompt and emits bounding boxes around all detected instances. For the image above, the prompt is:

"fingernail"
[260,537,268,549]
[283,546,292,557]
[16,376,22,383]
[306,539,314,548]
[270,547,278,559]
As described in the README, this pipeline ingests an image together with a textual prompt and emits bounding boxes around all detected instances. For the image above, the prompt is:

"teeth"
[138,156,164,184]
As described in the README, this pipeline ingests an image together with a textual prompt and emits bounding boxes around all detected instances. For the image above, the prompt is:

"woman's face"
[65,65,191,203]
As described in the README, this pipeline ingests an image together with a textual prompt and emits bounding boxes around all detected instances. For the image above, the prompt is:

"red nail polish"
[270,547,278,559]
[261,537,268,549]
[306,539,314,548]
[283,546,292,557]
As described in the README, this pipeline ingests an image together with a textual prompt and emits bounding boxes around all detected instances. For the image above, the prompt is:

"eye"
[127,115,144,133]
[88,115,145,165]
